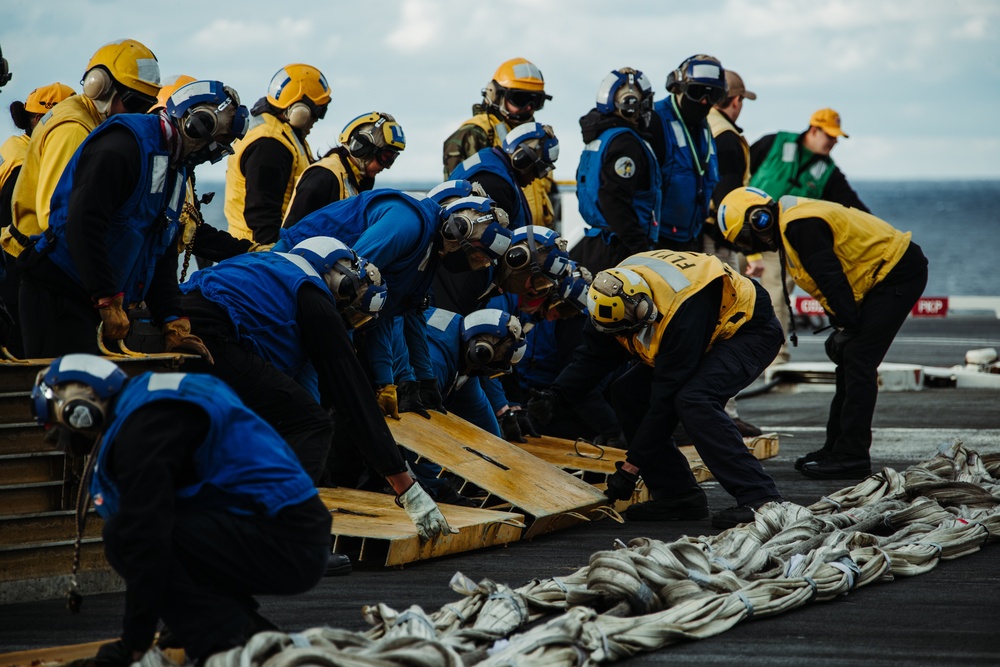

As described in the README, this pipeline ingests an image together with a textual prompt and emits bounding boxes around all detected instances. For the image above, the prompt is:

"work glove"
[511,405,540,438]
[397,381,430,419]
[162,318,214,364]
[96,293,130,340]
[397,482,459,541]
[248,242,275,252]
[499,410,525,443]
[824,329,855,365]
[605,460,640,502]
[376,384,400,420]
[419,378,447,414]
[526,389,559,426]
[594,431,627,449]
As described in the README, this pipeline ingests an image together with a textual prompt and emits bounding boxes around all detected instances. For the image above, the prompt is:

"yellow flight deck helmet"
[82,39,160,112]
[339,111,406,168]
[717,186,776,246]
[266,64,331,129]
[587,268,657,333]
[483,57,552,122]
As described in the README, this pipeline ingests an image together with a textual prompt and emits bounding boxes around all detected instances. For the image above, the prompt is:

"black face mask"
[677,93,712,125]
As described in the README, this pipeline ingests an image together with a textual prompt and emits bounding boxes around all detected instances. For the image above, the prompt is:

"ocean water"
[196,179,1000,297]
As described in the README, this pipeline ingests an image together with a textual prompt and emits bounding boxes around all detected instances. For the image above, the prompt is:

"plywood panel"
[319,487,525,566]
[386,413,610,539]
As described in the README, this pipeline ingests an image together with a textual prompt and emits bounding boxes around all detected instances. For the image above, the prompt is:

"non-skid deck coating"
[2,317,999,665]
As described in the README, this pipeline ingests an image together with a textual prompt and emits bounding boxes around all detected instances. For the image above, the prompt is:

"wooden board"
[387,412,611,539]
[518,433,781,486]
[319,487,525,566]
[0,642,184,667]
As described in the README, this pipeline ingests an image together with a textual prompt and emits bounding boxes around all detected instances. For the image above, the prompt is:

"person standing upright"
[649,55,726,252]
[225,64,331,245]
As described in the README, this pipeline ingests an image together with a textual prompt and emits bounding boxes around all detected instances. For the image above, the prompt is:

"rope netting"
[192,441,1000,667]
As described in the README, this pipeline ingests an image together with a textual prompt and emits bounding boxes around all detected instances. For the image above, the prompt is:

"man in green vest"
[747,108,869,364]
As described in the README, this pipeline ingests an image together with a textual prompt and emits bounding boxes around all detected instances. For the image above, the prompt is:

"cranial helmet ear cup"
[748,206,774,233]
[183,108,217,140]
[60,398,104,432]
[286,102,313,129]
[347,132,376,159]
[82,67,114,101]
[633,294,654,323]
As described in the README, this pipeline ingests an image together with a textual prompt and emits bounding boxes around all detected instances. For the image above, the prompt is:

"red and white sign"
[793,296,949,317]
[911,297,948,317]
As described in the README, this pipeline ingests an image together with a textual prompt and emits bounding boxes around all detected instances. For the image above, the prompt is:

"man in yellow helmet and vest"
[2,39,160,260]
[0,82,76,354]
[528,249,785,529]
[718,187,928,480]
[225,64,331,245]
[747,108,869,366]
[443,57,558,229]
[282,111,405,227]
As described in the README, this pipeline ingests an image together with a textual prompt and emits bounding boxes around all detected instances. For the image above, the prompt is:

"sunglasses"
[506,90,547,110]
[684,83,726,105]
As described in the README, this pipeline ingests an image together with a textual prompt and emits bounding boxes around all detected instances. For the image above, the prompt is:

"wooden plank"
[0,483,64,516]
[0,452,64,485]
[0,640,111,667]
[318,487,525,567]
[0,423,55,456]
[387,412,610,539]
[0,354,195,394]
[0,541,108,582]
[0,511,103,548]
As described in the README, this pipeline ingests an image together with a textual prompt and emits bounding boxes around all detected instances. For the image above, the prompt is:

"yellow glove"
[248,242,275,252]
[96,293,130,340]
[376,384,400,420]
[162,318,214,364]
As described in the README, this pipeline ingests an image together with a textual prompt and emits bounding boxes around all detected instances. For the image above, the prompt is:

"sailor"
[718,187,928,480]
[528,250,785,528]
[424,306,526,437]
[442,57,557,228]
[748,107,870,366]
[18,80,245,360]
[276,185,513,422]
[0,82,76,354]
[30,354,332,663]
[436,125,559,314]
[283,111,406,227]
[571,67,661,273]
[225,63,331,245]
[2,39,161,260]
[495,225,572,306]
[650,55,726,251]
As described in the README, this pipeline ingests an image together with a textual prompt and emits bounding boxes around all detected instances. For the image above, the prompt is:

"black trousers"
[19,274,102,358]
[824,244,929,460]
[103,508,329,659]
[612,316,784,506]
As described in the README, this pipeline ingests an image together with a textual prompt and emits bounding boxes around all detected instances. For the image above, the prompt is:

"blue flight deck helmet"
[460,308,526,376]
[31,354,129,432]
[666,55,728,105]
[427,179,487,205]
[500,225,571,297]
[596,67,654,125]
[502,122,559,177]
[286,236,388,329]
[166,79,250,166]
[544,261,593,320]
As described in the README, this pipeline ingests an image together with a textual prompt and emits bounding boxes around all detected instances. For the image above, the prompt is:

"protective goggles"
[442,212,513,261]
[118,85,158,114]
[510,143,555,176]
[374,147,400,168]
[684,83,727,105]
[506,90,548,110]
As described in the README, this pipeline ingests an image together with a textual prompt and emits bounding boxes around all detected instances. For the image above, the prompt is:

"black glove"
[500,411,525,443]
[0,299,13,348]
[526,389,559,426]
[594,431,627,449]
[824,329,854,365]
[397,381,431,419]
[419,378,447,414]
[605,460,639,502]
[512,406,540,438]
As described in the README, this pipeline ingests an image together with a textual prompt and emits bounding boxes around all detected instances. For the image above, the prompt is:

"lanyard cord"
[669,96,709,177]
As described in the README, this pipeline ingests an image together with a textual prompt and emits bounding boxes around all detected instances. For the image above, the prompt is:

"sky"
[1,0,998,187]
